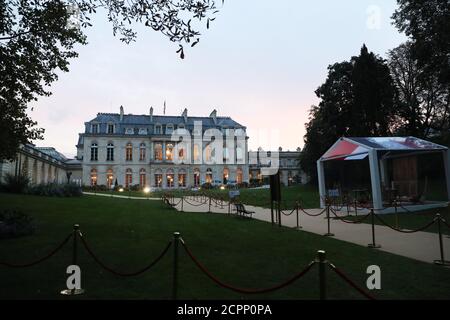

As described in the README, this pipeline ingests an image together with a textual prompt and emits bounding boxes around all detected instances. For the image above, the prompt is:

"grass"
[89,184,320,209]
[345,205,450,236]
[1,192,450,300]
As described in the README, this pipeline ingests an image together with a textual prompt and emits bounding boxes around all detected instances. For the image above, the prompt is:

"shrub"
[1,173,30,194]
[0,209,35,239]
[26,183,82,197]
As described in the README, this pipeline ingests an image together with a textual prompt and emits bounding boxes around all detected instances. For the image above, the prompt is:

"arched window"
[205,144,212,162]
[166,143,174,161]
[107,143,114,161]
[206,168,213,184]
[154,143,163,161]
[125,168,132,188]
[166,169,174,188]
[223,168,229,184]
[236,168,243,184]
[139,168,146,187]
[178,169,186,188]
[154,169,163,188]
[90,169,97,186]
[106,169,114,188]
[90,143,98,161]
[194,168,200,187]
[139,143,146,161]
[126,143,133,161]
[193,144,201,162]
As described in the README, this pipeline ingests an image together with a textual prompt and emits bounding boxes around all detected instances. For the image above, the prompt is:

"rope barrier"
[181,240,316,294]
[183,198,210,207]
[0,233,73,268]
[441,216,450,230]
[329,207,371,224]
[280,207,297,216]
[79,233,172,277]
[299,206,327,217]
[328,263,376,300]
[374,214,437,234]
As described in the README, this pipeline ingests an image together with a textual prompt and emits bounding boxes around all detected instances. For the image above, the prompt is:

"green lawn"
[345,205,450,236]
[89,184,320,209]
[1,193,450,300]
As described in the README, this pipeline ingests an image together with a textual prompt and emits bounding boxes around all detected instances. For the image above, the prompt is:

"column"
[368,149,383,210]
[317,160,326,208]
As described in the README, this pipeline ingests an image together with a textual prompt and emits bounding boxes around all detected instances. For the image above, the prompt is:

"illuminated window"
[154,143,163,161]
[139,168,146,187]
[206,168,213,184]
[236,168,243,184]
[178,173,186,187]
[126,143,133,161]
[139,143,146,161]
[90,169,97,186]
[166,169,174,188]
[90,143,98,161]
[106,169,114,188]
[205,144,212,162]
[166,143,174,161]
[154,173,162,188]
[193,144,201,162]
[223,168,229,184]
[125,168,132,188]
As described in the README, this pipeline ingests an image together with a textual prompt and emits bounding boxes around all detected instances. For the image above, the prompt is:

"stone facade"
[0,144,82,185]
[249,148,309,186]
[77,107,250,189]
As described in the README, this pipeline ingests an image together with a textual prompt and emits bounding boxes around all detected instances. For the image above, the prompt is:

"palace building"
[77,106,250,189]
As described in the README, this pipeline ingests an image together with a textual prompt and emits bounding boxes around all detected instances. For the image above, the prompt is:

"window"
[139,143,146,161]
[166,170,174,188]
[236,168,243,184]
[125,168,132,188]
[154,173,162,188]
[236,147,244,162]
[139,168,146,187]
[107,143,114,161]
[223,168,229,184]
[206,168,213,184]
[106,169,114,188]
[193,144,201,162]
[126,143,133,161]
[107,123,115,134]
[90,143,98,161]
[139,128,147,135]
[154,125,162,135]
[166,143,174,161]
[178,171,186,187]
[90,169,97,186]
[154,143,163,161]
[178,124,185,130]
[166,124,174,135]
[194,169,200,187]
[91,124,99,134]
[125,128,134,135]
[178,148,185,161]
[205,144,212,162]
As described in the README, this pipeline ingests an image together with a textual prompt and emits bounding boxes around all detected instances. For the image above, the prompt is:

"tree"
[300,45,397,183]
[0,0,222,160]
[387,42,450,138]
[393,0,450,88]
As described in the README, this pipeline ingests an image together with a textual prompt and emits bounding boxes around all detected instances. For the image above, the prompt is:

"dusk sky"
[31,0,407,157]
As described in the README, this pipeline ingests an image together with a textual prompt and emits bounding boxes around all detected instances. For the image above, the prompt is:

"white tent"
[317,137,450,210]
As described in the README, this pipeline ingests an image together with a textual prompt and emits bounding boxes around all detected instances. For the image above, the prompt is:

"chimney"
[210,109,217,124]
[182,108,188,122]
[149,106,153,122]
[120,105,124,121]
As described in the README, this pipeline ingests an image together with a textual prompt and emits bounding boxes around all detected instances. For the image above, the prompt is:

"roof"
[90,113,244,128]
[35,147,68,162]
[321,137,447,161]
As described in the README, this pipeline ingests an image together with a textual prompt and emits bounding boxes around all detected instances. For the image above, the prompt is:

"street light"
[144,186,151,200]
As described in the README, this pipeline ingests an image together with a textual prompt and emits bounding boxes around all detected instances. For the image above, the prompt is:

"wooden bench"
[234,203,255,218]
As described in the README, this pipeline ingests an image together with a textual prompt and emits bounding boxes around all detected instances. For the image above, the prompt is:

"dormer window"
[178,124,185,130]
[139,128,148,135]
[154,124,162,135]
[125,128,134,135]
[91,124,99,134]
[107,123,115,134]
[166,124,174,135]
